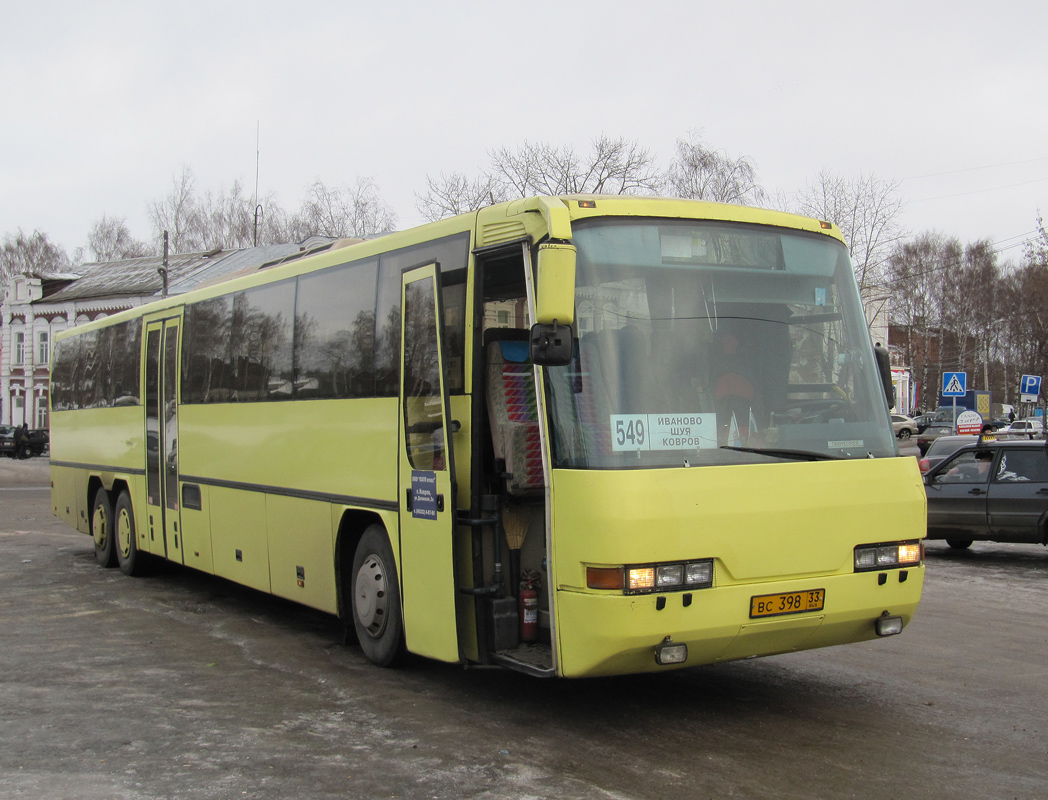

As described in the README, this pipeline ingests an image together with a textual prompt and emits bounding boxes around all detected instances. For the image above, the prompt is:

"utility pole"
[158,230,169,298]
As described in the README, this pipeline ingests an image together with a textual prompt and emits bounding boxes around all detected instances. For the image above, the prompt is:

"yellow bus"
[49,195,925,678]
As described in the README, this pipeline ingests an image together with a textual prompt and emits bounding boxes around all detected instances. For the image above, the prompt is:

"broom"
[503,505,529,595]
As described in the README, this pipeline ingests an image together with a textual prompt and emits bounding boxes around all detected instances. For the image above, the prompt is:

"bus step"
[491,642,555,677]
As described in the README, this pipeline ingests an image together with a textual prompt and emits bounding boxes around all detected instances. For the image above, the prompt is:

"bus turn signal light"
[586,567,624,590]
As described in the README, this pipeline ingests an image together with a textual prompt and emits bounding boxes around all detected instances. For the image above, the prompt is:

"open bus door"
[397,263,460,662]
[143,315,183,564]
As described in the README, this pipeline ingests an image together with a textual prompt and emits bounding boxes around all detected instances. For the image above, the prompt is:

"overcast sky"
[2,1,1045,264]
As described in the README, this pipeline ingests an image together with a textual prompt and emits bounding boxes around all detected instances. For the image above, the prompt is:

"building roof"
[165,236,339,294]
[42,249,233,303]
[34,236,346,304]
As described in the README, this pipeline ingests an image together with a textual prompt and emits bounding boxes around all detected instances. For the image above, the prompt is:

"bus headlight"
[656,564,683,588]
[626,559,714,594]
[587,559,714,593]
[854,541,923,572]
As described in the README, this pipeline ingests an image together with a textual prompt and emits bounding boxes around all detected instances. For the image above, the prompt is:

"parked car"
[891,414,918,440]
[923,438,1048,548]
[0,426,49,458]
[912,414,934,434]
[23,428,49,457]
[916,422,956,455]
[1001,418,1044,438]
[0,426,14,457]
[918,434,979,474]
[913,408,955,434]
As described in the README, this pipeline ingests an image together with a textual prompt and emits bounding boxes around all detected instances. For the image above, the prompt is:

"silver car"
[891,414,918,440]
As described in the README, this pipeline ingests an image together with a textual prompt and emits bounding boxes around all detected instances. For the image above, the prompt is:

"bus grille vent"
[481,220,527,246]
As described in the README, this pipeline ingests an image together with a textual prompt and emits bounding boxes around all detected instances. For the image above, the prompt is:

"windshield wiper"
[720,445,841,462]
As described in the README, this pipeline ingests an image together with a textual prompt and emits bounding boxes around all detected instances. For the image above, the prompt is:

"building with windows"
[1,238,343,428]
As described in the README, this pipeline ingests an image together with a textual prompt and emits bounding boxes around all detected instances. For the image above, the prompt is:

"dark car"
[23,428,49,457]
[0,426,49,458]
[918,434,978,474]
[913,408,957,434]
[916,422,956,455]
[923,438,1048,549]
[0,425,14,457]
[912,413,937,434]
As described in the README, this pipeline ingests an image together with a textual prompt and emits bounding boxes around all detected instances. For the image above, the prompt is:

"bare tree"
[959,240,1003,393]
[417,135,660,220]
[490,136,660,197]
[292,178,397,238]
[794,171,905,298]
[0,229,70,278]
[86,215,153,261]
[196,180,257,250]
[147,168,400,251]
[416,172,506,222]
[148,166,202,253]
[886,231,1024,410]
[1024,212,1048,265]
[664,131,767,205]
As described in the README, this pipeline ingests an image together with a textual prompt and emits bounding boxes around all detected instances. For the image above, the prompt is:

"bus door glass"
[144,317,183,564]
[398,263,459,662]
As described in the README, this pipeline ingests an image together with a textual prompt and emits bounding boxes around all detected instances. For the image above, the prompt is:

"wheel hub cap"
[355,554,388,638]
[117,509,132,558]
[93,506,108,549]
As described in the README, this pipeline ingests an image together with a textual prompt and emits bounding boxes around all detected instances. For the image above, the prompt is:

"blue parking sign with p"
[1021,374,1041,398]
[942,372,966,397]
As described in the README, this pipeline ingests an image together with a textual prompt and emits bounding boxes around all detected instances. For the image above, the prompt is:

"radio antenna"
[253,121,262,247]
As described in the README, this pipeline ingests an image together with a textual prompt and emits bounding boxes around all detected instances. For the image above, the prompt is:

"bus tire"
[114,491,147,576]
[351,525,404,667]
[91,487,116,568]
[946,538,973,549]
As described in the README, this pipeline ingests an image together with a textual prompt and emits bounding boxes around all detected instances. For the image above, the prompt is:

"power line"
[901,156,1048,181]
[909,176,1048,203]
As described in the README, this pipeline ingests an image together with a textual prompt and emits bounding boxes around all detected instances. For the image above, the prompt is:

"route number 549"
[615,416,646,448]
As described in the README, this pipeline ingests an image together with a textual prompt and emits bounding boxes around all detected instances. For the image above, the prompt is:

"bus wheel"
[946,538,973,549]
[115,491,147,576]
[351,525,404,666]
[91,488,116,568]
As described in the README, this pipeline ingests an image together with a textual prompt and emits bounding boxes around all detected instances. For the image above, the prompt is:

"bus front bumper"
[553,566,924,678]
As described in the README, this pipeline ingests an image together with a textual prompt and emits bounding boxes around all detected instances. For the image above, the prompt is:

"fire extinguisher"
[519,569,541,642]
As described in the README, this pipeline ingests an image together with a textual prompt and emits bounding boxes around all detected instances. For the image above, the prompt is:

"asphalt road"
[2,456,1046,800]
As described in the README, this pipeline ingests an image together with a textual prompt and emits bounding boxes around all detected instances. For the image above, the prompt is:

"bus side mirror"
[534,243,576,325]
[530,242,576,366]
[873,342,894,408]
[530,322,573,366]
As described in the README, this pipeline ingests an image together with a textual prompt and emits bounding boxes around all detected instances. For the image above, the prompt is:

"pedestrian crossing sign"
[942,372,967,397]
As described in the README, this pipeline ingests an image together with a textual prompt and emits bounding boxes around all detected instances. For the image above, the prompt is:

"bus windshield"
[546,218,896,467]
